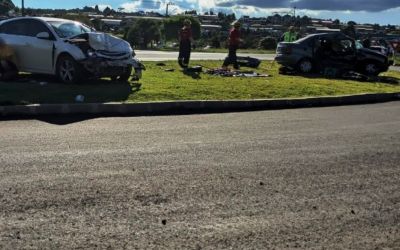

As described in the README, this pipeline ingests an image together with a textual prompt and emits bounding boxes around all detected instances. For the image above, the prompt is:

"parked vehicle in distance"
[275,32,391,76]
[0,17,145,83]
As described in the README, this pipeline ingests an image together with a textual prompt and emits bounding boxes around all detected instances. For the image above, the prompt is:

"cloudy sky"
[15,0,400,25]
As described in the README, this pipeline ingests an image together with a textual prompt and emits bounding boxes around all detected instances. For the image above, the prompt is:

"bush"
[126,19,161,49]
[211,35,221,48]
[241,35,260,49]
[259,37,277,50]
[163,16,201,41]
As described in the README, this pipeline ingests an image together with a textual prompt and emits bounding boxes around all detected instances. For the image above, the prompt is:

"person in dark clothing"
[178,19,194,69]
[222,21,241,70]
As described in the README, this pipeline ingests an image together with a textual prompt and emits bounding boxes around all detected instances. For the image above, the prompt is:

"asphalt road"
[135,50,400,71]
[1,103,400,249]
[136,50,275,61]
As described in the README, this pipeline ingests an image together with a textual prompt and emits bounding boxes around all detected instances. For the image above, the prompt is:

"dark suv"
[275,32,391,76]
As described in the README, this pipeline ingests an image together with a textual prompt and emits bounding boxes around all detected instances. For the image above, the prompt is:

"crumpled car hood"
[86,32,132,53]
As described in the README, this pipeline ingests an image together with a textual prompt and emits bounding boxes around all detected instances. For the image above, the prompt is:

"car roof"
[0,16,80,24]
[299,32,353,42]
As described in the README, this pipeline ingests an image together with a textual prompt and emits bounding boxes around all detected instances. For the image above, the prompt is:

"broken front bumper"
[80,56,145,79]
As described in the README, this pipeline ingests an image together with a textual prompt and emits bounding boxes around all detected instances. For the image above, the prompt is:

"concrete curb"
[1,93,399,117]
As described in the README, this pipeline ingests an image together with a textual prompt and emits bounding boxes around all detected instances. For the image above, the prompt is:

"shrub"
[259,37,277,50]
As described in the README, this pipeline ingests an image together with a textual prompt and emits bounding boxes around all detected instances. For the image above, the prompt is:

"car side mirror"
[36,32,50,40]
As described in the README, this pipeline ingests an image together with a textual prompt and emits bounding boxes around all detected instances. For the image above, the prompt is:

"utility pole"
[166,2,174,17]
[21,0,25,16]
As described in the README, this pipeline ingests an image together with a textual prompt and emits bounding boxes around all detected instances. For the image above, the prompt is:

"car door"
[329,36,357,68]
[0,19,55,73]
[0,19,31,71]
[22,19,55,74]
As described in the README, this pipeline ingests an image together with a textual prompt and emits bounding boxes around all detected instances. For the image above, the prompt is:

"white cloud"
[119,1,185,15]
[120,2,142,12]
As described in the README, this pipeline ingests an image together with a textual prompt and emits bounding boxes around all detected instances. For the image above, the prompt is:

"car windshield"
[355,41,363,49]
[47,21,91,38]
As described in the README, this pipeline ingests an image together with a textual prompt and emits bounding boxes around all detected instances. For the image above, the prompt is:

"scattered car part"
[205,68,269,77]
[185,65,202,73]
[237,56,261,68]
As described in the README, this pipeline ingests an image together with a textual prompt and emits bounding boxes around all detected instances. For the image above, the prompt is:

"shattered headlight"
[87,50,96,58]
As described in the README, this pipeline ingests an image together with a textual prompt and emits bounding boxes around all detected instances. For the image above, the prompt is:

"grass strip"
[0,60,399,105]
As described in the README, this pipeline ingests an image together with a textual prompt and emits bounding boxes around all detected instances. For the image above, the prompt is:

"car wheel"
[363,62,380,76]
[57,55,82,84]
[297,59,313,73]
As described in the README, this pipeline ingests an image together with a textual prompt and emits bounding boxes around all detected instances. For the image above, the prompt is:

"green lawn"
[0,61,399,105]
[394,55,400,66]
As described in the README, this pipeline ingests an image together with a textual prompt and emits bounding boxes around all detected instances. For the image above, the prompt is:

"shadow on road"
[0,73,140,106]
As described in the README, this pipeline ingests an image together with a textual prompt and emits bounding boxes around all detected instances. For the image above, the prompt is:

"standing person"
[178,19,194,69]
[280,26,298,42]
[222,21,241,70]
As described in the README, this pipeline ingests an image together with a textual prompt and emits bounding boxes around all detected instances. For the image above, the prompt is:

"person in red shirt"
[222,21,241,70]
[178,19,194,69]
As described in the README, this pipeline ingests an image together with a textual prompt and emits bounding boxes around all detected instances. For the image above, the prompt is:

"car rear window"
[0,19,30,36]
[0,19,53,38]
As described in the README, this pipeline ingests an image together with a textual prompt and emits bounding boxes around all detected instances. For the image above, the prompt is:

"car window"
[28,20,52,37]
[47,21,91,38]
[355,41,363,50]
[0,19,30,36]
[332,39,355,54]
[0,19,53,38]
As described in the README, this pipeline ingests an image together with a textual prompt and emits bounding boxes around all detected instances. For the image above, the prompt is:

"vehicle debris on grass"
[205,68,270,77]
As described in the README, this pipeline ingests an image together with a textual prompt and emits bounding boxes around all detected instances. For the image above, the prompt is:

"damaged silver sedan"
[0,17,144,83]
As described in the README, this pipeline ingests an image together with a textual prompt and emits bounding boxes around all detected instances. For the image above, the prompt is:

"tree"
[126,19,162,49]
[163,15,201,41]
[259,37,277,50]
[341,24,356,38]
[103,6,112,16]
[372,23,380,31]
[94,5,100,13]
[82,6,95,12]
[210,34,221,48]
[184,10,197,15]
[0,0,15,15]
[347,21,357,26]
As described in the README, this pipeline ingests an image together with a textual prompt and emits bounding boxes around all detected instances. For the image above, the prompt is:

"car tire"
[57,55,82,84]
[112,65,132,82]
[297,58,313,74]
[363,62,380,76]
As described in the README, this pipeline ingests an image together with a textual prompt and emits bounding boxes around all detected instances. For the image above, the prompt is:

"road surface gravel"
[0,103,399,249]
